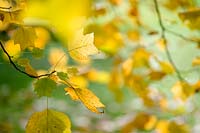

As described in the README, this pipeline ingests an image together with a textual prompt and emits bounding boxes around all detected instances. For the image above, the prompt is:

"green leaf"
[31,47,43,58]
[57,72,68,81]
[26,109,71,133]
[34,78,57,97]
[13,26,37,50]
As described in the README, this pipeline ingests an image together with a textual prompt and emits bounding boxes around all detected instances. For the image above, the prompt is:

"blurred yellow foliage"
[25,0,91,42]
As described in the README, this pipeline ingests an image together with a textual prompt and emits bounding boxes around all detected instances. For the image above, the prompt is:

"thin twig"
[166,29,199,43]
[0,41,55,78]
[153,0,184,81]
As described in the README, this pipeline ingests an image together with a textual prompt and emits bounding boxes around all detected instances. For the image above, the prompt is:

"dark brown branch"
[153,0,184,81]
[0,41,55,78]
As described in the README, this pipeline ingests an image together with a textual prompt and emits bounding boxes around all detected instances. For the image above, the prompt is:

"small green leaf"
[57,72,68,81]
[34,78,57,97]
[32,47,43,58]
[26,109,71,133]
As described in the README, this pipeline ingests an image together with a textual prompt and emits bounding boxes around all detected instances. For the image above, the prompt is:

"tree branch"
[166,29,199,43]
[153,0,185,81]
[0,41,55,78]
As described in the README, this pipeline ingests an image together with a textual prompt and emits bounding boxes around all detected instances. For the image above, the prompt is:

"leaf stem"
[153,0,185,81]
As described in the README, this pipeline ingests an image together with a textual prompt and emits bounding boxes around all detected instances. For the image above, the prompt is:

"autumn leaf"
[17,58,38,77]
[171,81,194,101]
[26,109,71,133]
[65,87,105,113]
[148,71,166,80]
[0,0,24,30]
[34,77,57,97]
[68,29,99,62]
[4,40,20,60]
[13,26,37,50]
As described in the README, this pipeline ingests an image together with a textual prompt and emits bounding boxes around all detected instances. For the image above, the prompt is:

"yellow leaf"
[132,48,151,68]
[4,40,20,60]
[68,76,88,89]
[156,120,169,133]
[86,69,110,84]
[0,1,24,30]
[159,61,174,74]
[34,27,50,49]
[148,71,166,80]
[25,63,38,77]
[156,38,166,51]
[26,109,71,133]
[13,26,37,50]
[171,81,194,101]
[122,58,133,77]
[65,87,105,113]
[17,58,38,76]
[68,29,99,62]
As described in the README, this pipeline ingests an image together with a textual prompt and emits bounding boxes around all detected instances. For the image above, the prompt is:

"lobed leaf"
[68,29,99,62]
[13,26,37,50]
[34,78,57,97]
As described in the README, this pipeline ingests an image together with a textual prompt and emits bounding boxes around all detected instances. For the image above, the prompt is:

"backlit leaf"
[34,77,57,97]
[26,109,71,133]
[13,26,37,50]
[68,29,99,62]
[65,87,105,113]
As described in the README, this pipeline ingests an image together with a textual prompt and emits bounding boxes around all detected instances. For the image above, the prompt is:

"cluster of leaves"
[0,0,105,132]
[2,0,200,132]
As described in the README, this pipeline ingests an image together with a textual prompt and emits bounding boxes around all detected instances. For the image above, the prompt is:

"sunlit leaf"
[65,87,105,113]
[4,40,20,60]
[34,77,57,97]
[26,109,71,133]
[68,29,99,62]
